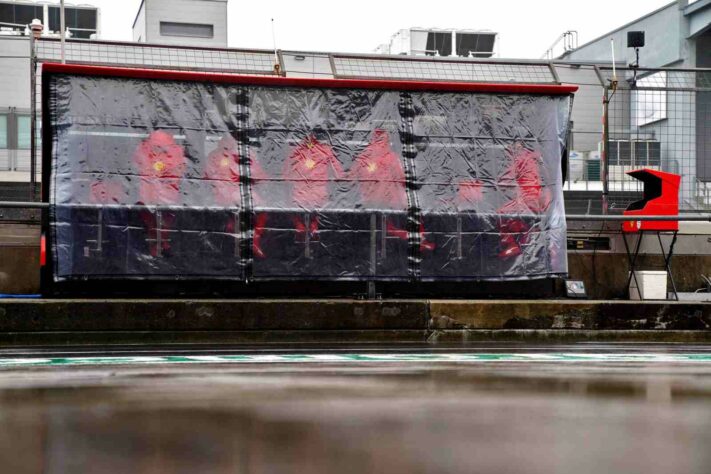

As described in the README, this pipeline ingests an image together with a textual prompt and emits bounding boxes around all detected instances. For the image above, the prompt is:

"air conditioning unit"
[606,139,661,167]
[602,140,661,186]
[586,154,601,181]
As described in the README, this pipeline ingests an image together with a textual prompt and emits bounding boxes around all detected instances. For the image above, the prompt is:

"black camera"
[627,31,645,49]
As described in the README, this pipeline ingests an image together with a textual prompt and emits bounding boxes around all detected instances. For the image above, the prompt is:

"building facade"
[0,0,99,39]
[132,0,227,47]
[560,0,710,68]
[559,0,711,210]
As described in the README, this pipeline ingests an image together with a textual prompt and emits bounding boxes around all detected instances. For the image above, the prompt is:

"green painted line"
[1,353,711,367]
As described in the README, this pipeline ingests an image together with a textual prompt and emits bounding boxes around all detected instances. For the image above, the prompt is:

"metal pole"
[601,86,610,214]
[29,30,37,201]
[60,0,66,64]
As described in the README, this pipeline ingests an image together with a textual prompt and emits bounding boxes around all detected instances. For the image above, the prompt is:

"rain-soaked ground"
[1,343,711,474]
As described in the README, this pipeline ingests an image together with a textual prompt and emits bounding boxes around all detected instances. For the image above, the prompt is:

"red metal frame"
[41,63,579,95]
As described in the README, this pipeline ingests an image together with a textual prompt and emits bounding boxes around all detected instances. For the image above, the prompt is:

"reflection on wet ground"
[1,344,711,473]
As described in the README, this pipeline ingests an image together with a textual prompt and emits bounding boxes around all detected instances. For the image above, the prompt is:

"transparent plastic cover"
[45,73,572,282]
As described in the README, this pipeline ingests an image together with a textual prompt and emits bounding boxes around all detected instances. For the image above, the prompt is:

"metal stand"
[233,211,240,258]
[622,230,679,301]
[85,208,107,257]
[303,213,311,259]
[146,210,171,258]
[456,216,463,260]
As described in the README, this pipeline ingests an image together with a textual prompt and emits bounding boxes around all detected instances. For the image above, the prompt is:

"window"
[17,115,30,149]
[160,21,214,39]
[456,33,496,58]
[0,115,7,149]
[618,140,632,166]
[0,3,42,29]
[425,32,452,57]
[0,4,11,24]
[48,6,98,39]
[13,4,42,25]
[75,8,97,30]
[648,141,661,167]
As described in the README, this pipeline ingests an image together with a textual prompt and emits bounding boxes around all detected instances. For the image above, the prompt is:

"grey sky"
[85,0,673,58]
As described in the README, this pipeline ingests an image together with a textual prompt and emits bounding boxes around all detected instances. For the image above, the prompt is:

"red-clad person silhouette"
[90,180,125,205]
[133,130,186,257]
[204,134,268,258]
[455,179,484,211]
[349,129,434,251]
[282,134,343,238]
[496,140,551,260]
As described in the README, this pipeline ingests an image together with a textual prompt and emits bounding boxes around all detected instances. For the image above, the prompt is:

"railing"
[2,200,710,223]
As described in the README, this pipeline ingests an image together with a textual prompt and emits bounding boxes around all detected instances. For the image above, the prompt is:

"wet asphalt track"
[1,343,711,473]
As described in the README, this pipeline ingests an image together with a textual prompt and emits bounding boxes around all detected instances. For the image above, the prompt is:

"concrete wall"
[0,37,30,109]
[563,2,686,67]
[132,1,146,43]
[688,1,711,37]
[552,64,603,154]
[0,223,39,295]
[144,0,227,47]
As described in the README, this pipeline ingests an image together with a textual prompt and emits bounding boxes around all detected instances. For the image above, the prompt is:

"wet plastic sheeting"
[248,87,407,278]
[46,73,571,282]
[410,93,568,278]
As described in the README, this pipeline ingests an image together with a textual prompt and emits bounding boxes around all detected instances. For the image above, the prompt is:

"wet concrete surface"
[1,344,711,473]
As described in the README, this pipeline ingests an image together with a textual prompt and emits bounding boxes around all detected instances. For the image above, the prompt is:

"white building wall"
[562,3,686,67]
[0,37,31,109]
[552,64,604,153]
[132,0,146,42]
[145,0,227,47]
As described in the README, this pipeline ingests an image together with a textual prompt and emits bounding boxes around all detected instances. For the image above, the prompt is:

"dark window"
[71,30,94,39]
[456,33,496,58]
[48,6,97,35]
[13,5,42,25]
[48,6,59,30]
[634,141,646,166]
[160,21,214,38]
[0,3,42,27]
[618,141,632,165]
[76,8,96,29]
[648,141,661,167]
[608,141,619,165]
[425,32,451,57]
[0,4,13,24]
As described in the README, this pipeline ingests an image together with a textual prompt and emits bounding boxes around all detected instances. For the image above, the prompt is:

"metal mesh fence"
[9,36,709,217]
[332,55,557,83]
[601,67,711,212]
[35,38,280,75]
